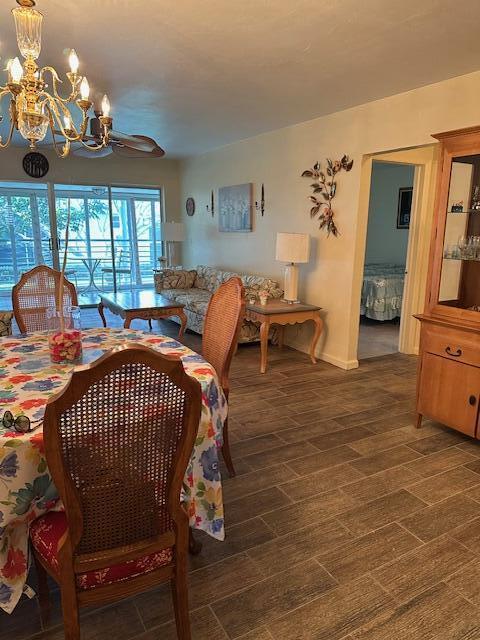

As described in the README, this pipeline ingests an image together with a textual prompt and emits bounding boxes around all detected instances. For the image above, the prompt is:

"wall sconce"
[206,190,215,216]
[254,183,265,216]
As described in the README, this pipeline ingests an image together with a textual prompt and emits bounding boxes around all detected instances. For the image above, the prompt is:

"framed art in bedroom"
[397,187,413,229]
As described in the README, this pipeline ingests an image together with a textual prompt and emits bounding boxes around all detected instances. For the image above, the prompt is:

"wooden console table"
[98,290,187,336]
[245,300,323,373]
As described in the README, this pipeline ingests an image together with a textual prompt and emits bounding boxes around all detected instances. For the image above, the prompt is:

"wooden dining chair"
[202,276,245,477]
[29,344,202,640]
[12,265,78,334]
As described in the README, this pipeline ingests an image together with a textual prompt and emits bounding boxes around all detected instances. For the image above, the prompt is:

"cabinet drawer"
[422,324,480,368]
[418,352,480,437]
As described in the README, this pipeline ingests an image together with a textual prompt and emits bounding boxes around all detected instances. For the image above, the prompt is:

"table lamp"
[161,222,186,268]
[275,232,310,303]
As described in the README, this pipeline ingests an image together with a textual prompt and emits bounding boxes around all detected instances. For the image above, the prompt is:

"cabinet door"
[429,135,480,325]
[418,353,480,436]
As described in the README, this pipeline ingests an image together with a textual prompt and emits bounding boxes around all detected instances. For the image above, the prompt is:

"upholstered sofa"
[154,265,283,343]
[0,311,13,336]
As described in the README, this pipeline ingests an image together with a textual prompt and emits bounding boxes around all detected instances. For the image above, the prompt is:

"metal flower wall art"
[301,155,354,237]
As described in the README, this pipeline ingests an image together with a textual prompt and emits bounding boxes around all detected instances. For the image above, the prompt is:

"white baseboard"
[319,352,359,370]
[285,337,359,371]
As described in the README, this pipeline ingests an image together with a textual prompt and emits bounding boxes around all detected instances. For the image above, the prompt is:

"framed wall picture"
[218,183,253,232]
[397,187,413,229]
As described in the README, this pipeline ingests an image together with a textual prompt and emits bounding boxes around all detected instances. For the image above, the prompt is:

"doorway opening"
[347,144,438,368]
[358,161,415,359]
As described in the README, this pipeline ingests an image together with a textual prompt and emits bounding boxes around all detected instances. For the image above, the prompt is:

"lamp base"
[283,263,299,303]
[166,241,178,269]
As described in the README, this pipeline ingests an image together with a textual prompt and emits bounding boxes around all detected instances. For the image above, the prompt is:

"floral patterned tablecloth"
[0,328,227,613]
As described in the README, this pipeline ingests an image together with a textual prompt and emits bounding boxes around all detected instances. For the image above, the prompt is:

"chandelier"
[0,0,111,158]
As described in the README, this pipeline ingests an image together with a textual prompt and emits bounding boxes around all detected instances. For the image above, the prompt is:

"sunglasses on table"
[2,410,31,433]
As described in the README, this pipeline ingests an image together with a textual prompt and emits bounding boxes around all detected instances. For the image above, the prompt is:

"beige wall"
[0,147,182,222]
[180,70,480,369]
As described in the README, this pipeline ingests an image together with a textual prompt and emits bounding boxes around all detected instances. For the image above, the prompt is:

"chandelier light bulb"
[101,94,111,117]
[80,76,90,100]
[68,49,79,74]
[10,57,23,83]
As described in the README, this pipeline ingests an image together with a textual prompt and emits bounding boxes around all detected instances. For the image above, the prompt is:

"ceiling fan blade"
[52,130,97,142]
[111,140,165,159]
[72,144,114,158]
[110,131,164,155]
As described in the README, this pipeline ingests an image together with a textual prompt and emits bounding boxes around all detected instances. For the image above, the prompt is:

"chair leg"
[171,559,191,640]
[221,416,236,477]
[61,583,81,640]
[33,554,51,627]
[188,528,202,555]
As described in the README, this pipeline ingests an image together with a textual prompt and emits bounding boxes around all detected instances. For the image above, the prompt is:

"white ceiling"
[1,0,480,157]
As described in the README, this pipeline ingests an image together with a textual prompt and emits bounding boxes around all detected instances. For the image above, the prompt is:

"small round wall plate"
[23,152,49,179]
[186,197,195,217]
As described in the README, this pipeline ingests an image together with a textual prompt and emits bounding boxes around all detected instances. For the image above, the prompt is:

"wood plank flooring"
[3,309,480,639]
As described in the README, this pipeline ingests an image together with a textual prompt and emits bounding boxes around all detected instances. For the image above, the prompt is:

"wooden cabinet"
[418,349,480,436]
[416,126,480,437]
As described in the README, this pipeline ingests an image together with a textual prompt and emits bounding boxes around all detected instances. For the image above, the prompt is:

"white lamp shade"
[275,232,310,263]
[161,222,186,242]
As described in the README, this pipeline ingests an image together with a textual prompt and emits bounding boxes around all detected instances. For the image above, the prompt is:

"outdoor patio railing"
[0,237,160,299]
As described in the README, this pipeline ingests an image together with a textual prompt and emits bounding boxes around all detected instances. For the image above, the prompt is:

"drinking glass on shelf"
[473,236,480,260]
[445,244,458,259]
[466,237,473,259]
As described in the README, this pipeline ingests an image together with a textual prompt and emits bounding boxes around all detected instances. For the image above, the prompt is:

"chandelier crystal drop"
[0,0,112,158]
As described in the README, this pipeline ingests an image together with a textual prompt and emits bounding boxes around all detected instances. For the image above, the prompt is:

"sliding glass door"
[54,185,163,300]
[54,185,113,301]
[0,182,53,305]
[111,187,162,289]
[0,181,163,306]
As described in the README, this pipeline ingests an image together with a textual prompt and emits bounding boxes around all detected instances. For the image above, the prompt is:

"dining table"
[0,327,227,614]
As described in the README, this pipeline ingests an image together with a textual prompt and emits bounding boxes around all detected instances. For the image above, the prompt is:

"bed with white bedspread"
[360,263,405,321]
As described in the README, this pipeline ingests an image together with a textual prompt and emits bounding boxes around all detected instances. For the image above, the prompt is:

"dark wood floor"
[4,308,480,639]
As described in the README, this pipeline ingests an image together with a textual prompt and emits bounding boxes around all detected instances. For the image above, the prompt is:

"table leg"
[148,319,153,331]
[124,314,132,329]
[277,325,285,349]
[88,264,95,290]
[310,313,324,364]
[260,320,270,374]
[79,259,103,294]
[177,310,188,338]
[98,301,107,328]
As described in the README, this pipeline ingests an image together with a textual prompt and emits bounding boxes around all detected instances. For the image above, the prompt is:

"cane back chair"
[12,265,78,334]
[30,344,202,640]
[202,276,245,477]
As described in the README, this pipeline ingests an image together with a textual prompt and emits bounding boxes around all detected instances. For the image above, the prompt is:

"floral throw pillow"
[155,269,196,290]
[194,266,222,292]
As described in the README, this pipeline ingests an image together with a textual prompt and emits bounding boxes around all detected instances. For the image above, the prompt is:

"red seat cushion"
[30,511,173,591]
